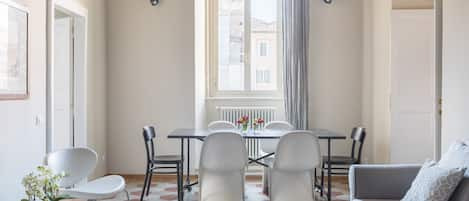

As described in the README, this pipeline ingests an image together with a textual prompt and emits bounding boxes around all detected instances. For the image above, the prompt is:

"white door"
[52,17,74,151]
[390,10,436,163]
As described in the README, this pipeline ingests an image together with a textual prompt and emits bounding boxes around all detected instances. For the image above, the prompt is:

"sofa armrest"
[349,164,421,200]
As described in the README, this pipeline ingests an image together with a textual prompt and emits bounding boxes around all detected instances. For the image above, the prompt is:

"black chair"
[141,126,183,201]
[317,127,366,196]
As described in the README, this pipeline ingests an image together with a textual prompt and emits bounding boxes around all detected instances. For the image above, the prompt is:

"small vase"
[242,124,248,133]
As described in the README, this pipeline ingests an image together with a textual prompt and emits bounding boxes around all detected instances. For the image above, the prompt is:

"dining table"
[167,128,346,201]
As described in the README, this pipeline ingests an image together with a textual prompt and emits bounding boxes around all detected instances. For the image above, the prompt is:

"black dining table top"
[168,128,347,140]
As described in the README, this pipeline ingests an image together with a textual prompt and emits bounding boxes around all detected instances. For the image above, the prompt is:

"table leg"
[186,139,191,187]
[180,138,184,186]
[327,138,332,201]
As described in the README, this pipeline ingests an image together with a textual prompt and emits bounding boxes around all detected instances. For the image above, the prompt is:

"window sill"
[206,96,284,101]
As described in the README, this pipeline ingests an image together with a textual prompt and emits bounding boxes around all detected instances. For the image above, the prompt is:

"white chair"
[207,120,237,131]
[260,121,294,194]
[199,132,248,201]
[47,148,129,201]
[260,121,295,154]
[269,131,321,201]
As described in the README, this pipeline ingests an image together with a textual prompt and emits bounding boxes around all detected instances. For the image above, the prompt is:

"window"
[256,69,271,83]
[258,41,268,57]
[209,0,282,96]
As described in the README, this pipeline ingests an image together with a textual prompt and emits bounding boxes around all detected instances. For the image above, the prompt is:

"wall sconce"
[150,0,159,6]
[324,0,332,4]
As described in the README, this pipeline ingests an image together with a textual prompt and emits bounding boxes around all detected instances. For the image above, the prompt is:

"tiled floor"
[104,175,349,201]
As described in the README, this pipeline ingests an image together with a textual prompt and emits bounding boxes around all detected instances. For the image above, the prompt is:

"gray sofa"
[349,164,469,201]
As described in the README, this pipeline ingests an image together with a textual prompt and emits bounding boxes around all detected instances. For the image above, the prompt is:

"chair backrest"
[264,121,295,131]
[274,131,321,171]
[47,148,97,188]
[199,132,248,172]
[350,127,366,163]
[143,126,157,163]
[207,121,237,131]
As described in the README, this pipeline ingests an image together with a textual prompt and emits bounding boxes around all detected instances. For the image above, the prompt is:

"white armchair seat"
[47,148,129,200]
[61,175,126,200]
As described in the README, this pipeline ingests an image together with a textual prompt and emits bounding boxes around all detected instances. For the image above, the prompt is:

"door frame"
[389,9,441,162]
[46,0,88,152]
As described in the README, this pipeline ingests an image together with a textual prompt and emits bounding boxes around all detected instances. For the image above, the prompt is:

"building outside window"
[210,0,282,96]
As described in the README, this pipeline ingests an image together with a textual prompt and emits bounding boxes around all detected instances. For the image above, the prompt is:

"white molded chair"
[260,121,294,194]
[260,121,295,154]
[270,131,321,201]
[47,148,129,201]
[199,132,248,201]
[207,120,237,131]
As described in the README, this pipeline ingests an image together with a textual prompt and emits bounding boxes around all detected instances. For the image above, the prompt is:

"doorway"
[47,1,87,152]
[390,9,438,163]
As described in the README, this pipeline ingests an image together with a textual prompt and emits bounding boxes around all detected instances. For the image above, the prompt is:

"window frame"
[207,0,283,98]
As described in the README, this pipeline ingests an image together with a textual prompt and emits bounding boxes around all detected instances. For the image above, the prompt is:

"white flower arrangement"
[21,166,69,201]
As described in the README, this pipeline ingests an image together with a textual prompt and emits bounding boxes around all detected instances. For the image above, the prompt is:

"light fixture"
[150,0,159,6]
[324,0,332,4]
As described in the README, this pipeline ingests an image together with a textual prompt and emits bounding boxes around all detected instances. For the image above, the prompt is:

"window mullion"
[244,0,251,92]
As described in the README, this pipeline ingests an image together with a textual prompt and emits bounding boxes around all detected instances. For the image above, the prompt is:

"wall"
[441,0,469,152]
[0,0,47,199]
[74,0,108,178]
[106,0,195,174]
[52,0,109,178]
[393,0,433,9]
[0,0,107,198]
[309,0,365,158]
[362,0,392,163]
[106,0,367,173]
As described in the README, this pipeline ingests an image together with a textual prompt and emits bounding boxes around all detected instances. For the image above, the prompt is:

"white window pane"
[250,0,278,91]
[218,0,245,91]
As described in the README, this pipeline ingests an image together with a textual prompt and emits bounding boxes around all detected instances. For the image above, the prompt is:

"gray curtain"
[282,0,309,129]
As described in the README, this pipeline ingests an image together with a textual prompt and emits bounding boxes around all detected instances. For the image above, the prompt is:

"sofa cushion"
[450,178,469,201]
[439,140,469,177]
[402,161,465,201]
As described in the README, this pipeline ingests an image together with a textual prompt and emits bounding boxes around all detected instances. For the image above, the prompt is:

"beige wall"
[107,0,367,173]
[0,0,107,198]
[362,0,392,163]
[0,1,47,200]
[106,0,195,174]
[73,0,108,178]
[51,0,108,178]
[309,0,365,159]
[393,0,433,9]
[441,0,469,152]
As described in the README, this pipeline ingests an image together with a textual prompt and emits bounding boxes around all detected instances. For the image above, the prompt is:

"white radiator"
[217,106,276,160]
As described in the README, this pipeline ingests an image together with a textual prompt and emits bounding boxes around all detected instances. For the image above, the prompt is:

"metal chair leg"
[320,163,325,197]
[124,189,131,201]
[146,170,154,196]
[176,163,182,201]
[140,165,150,201]
[180,163,184,200]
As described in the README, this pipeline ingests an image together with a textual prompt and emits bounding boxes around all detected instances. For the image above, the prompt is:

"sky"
[251,0,277,23]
